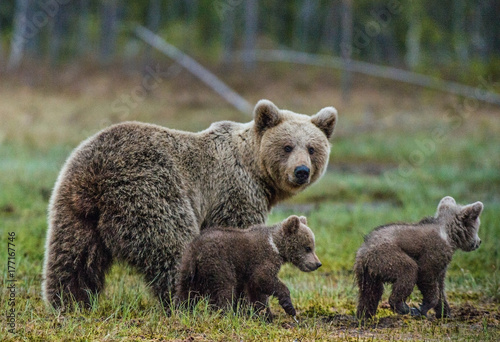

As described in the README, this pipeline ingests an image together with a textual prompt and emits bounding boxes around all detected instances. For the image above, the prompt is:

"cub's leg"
[380,251,419,315]
[247,287,273,321]
[390,271,420,315]
[259,277,296,316]
[355,265,384,320]
[250,265,296,319]
[175,248,202,310]
[416,259,442,317]
[431,270,450,318]
[416,279,439,317]
[362,247,419,316]
[210,277,238,311]
[273,280,296,317]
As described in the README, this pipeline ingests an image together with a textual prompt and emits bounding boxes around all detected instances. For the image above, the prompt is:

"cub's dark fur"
[355,196,483,319]
[175,215,321,320]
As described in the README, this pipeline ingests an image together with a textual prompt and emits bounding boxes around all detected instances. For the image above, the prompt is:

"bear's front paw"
[410,307,423,317]
[282,303,296,316]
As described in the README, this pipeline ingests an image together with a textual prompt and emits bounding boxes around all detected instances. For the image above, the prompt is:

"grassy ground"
[1,65,499,341]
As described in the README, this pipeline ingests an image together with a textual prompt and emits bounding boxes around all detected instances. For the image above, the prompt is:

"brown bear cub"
[175,215,322,321]
[355,196,483,320]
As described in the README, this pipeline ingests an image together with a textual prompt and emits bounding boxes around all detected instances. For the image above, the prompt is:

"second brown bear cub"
[355,196,483,320]
[176,215,321,320]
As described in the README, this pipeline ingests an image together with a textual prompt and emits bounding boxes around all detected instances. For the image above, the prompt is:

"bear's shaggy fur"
[175,215,321,320]
[42,99,337,309]
[354,196,483,320]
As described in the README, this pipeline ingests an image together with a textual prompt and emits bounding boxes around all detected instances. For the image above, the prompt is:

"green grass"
[1,73,499,340]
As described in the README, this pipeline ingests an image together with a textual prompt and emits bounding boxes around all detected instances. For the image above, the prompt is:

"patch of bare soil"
[306,302,499,340]
[0,203,15,213]
[454,303,489,321]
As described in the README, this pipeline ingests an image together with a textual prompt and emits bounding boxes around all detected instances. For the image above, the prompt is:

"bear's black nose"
[294,165,310,183]
[316,262,322,269]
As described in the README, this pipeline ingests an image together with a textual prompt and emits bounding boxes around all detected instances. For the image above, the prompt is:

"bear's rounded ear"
[437,196,456,214]
[299,216,307,225]
[282,215,300,236]
[311,107,338,139]
[461,201,484,221]
[254,99,282,134]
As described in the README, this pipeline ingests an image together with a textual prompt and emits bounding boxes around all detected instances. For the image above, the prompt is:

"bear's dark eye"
[305,246,312,253]
[308,147,315,155]
[284,145,293,153]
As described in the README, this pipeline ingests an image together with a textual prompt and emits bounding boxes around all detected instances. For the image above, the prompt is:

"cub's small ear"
[282,215,300,235]
[254,99,282,134]
[299,216,307,225]
[437,196,456,214]
[462,201,484,221]
[311,107,338,139]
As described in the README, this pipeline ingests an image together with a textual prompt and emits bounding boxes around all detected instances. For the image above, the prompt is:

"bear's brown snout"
[306,260,322,272]
[302,254,322,272]
[294,165,310,184]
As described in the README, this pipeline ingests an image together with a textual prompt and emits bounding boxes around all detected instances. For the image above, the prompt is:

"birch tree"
[7,0,29,71]
[405,1,422,70]
[340,0,352,102]
[243,0,257,71]
[99,0,118,65]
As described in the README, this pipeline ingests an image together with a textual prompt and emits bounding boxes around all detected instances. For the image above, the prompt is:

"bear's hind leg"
[434,271,451,318]
[388,263,419,315]
[43,215,112,310]
[371,249,419,316]
[209,275,239,312]
[98,179,200,309]
[356,268,384,320]
[247,286,273,321]
[126,226,198,309]
[417,275,440,317]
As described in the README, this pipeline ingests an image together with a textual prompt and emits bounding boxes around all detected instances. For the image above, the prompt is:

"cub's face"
[280,216,322,272]
[437,196,483,251]
[254,100,337,195]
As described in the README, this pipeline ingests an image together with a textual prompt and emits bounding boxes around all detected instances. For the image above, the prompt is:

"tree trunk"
[77,0,91,57]
[340,0,352,102]
[49,2,70,65]
[453,0,468,65]
[381,28,399,66]
[99,0,118,65]
[0,11,3,63]
[184,0,197,52]
[243,0,258,71]
[221,1,236,65]
[144,0,161,62]
[7,0,29,71]
[471,3,486,59]
[147,0,161,33]
[23,0,41,59]
[322,1,340,55]
[295,0,319,52]
[405,3,421,70]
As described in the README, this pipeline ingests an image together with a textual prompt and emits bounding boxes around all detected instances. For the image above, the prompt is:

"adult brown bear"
[42,99,338,309]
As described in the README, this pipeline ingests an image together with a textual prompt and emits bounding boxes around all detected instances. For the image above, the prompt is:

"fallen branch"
[237,49,500,106]
[134,25,253,115]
